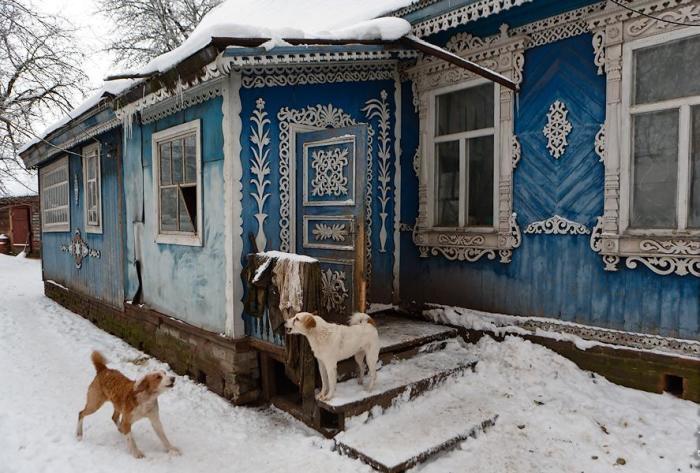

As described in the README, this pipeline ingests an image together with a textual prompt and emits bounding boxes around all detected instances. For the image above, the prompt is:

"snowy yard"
[0,253,697,473]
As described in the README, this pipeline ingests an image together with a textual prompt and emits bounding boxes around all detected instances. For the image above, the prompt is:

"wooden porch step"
[334,372,499,473]
[318,339,477,419]
[375,314,458,354]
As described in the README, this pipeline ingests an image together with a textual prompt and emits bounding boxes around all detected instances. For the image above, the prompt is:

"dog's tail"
[91,351,108,372]
[349,312,376,326]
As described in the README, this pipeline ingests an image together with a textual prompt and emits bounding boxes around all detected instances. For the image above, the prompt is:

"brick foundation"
[45,281,260,404]
[464,329,700,403]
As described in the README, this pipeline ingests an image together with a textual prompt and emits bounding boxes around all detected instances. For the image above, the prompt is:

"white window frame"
[620,27,700,237]
[82,142,103,234]
[427,78,500,233]
[152,119,203,247]
[40,156,70,232]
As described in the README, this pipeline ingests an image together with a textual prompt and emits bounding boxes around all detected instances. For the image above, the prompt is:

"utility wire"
[609,0,700,27]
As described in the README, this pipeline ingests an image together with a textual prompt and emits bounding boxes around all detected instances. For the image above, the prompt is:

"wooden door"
[295,125,367,321]
[10,206,30,251]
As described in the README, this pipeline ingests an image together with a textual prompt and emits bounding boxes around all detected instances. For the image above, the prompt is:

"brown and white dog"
[285,312,379,401]
[76,351,180,458]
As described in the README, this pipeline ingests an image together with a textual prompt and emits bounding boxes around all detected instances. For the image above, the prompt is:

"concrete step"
[318,339,477,421]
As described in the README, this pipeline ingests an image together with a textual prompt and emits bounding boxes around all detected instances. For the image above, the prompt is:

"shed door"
[10,206,30,249]
[295,125,368,320]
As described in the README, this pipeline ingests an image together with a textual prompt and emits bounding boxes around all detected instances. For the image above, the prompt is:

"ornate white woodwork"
[312,223,349,242]
[412,149,421,177]
[543,100,572,159]
[511,135,521,169]
[412,0,534,37]
[249,98,271,252]
[277,104,374,282]
[320,268,349,312]
[594,123,605,163]
[310,147,350,197]
[586,0,700,277]
[592,30,606,75]
[363,90,392,253]
[405,26,525,264]
[525,215,590,235]
[241,63,396,89]
[61,229,101,269]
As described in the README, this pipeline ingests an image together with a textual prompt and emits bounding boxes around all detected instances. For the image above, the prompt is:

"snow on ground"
[0,255,370,473]
[0,254,697,473]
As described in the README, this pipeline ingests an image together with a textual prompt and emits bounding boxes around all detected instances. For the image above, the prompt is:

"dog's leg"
[119,419,145,459]
[76,385,105,439]
[111,409,121,427]
[324,362,338,400]
[148,410,180,455]
[365,346,379,392]
[316,360,328,400]
[354,352,365,386]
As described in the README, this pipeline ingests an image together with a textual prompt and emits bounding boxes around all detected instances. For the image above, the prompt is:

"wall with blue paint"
[399,34,700,340]
[41,128,125,308]
[123,98,227,333]
[238,77,398,335]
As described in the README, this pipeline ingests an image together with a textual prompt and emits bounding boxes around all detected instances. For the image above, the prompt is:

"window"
[82,143,102,233]
[152,120,202,246]
[40,156,70,232]
[627,32,700,232]
[432,81,497,229]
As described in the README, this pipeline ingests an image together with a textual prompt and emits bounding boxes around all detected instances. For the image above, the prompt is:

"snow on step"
[319,339,477,414]
[335,374,499,473]
[375,316,457,352]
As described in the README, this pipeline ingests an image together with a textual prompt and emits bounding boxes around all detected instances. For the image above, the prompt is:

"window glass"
[467,136,494,226]
[634,34,700,105]
[436,83,494,136]
[689,105,700,228]
[160,187,178,231]
[631,110,679,229]
[435,141,460,226]
[185,135,197,184]
[160,143,171,185]
[41,159,70,230]
[157,131,198,235]
[172,138,183,184]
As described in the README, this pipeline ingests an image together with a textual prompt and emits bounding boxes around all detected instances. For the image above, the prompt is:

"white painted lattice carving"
[320,268,349,312]
[412,149,421,177]
[512,135,521,169]
[592,30,606,75]
[249,98,271,252]
[61,229,101,269]
[594,124,605,163]
[312,223,348,242]
[310,147,349,197]
[543,100,572,159]
[525,215,590,235]
[626,240,700,277]
[241,63,396,89]
[412,0,534,37]
[363,90,391,253]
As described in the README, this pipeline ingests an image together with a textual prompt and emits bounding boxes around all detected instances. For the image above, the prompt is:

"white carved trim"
[525,215,591,235]
[229,50,415,69]
[363,90,392,253]
[594,123,605,163]
[392,74,402,304]
[223,72,244,337]
[140,79,224,124]
[412,149,421,177]
[320,268,350,312]
[543,100,572,159]
[511,135,521,169]
[277,104,374,283]
[61,228,101,269]
[249,98,271,252]
[592,30,606,74]
[241,63,396,89]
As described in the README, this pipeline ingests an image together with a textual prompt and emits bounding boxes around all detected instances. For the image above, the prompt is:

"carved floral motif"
[310,147,349,197]
[249,98,271,252]
[312,223,348,242]
[320,268,349,312]
[61,229,100,269]
[543,100,572,159]
[525,215,590,235]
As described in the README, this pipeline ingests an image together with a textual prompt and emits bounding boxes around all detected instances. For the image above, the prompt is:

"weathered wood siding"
[399,34,700,340]
[41,128,125,308]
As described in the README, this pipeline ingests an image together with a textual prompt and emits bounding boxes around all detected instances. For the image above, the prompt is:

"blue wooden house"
[20,0,700,446]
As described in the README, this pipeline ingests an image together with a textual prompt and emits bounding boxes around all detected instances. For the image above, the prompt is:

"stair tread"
[376,315,458,353]
[319,339,476,411]
[335,370,498,472]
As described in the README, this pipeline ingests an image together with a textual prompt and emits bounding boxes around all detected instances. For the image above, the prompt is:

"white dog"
[285,312,379,401]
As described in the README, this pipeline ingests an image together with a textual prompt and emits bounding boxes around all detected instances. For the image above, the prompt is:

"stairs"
[314,314,497,472]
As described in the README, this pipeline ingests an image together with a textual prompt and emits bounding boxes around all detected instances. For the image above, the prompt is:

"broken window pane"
[631,110,679,229]
[436,141,460,227]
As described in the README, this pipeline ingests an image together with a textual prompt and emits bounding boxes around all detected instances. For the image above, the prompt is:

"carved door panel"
[295,125,367,321]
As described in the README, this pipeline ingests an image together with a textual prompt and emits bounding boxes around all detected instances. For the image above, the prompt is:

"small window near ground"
[432,82,496,228]
[82,143,102,233]
[152,120,201,246]
[40,156,70,232]
[629,33,700,231]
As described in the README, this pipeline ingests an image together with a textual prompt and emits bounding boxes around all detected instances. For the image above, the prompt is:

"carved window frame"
[82,142,103,234]
[588,1,700,277]
[405,27,525,263]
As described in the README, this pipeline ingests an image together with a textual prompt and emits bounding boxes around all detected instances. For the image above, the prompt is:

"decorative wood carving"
[61,228,100,269]
[249,98,271,252]
[543,100,572,159]
[525,215,590,235]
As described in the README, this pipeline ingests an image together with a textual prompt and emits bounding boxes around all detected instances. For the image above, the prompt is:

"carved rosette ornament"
[543,100,572,159]
[320,268,349,312]
[525,215,590,235]
[61,229,100,269]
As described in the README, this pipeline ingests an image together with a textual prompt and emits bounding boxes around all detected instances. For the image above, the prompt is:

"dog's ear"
[302,313,316,329]
[311,310,319,316]
[133,375,149,394]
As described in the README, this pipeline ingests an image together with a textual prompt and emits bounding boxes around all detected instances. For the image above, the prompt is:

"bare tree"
[99,0,222,69]
[0,0,87,196]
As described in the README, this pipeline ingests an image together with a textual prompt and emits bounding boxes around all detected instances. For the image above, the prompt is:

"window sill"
[43,225,70,233]
[85,226,103,235]
[413,214,521,264]
[590,220,700,277]
[155,233,202,247]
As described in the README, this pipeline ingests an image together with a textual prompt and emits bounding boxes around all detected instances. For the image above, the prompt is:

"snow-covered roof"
[22,0,418,155]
